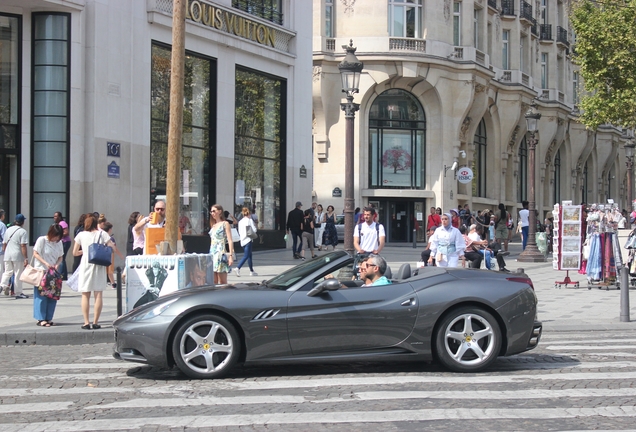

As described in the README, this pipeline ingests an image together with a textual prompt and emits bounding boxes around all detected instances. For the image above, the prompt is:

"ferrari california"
[113,251,542,379]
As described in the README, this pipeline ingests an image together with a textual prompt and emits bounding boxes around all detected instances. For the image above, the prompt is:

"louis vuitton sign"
[186,0,276,48]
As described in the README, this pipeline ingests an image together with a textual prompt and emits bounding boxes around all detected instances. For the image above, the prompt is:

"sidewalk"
[1,240,635,346]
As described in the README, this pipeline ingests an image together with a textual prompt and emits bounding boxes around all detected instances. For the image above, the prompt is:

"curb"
[1,329,114,346]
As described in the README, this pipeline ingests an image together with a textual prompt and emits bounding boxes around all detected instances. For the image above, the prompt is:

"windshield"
[264,251,350,290]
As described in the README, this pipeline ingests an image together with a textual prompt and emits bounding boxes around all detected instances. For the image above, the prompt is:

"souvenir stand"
[580,204,623,290]
[553,202,583,288]
[625,228,636,287]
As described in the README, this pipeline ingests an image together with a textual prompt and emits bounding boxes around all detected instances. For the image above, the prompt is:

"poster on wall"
[125,254,214,313]
[559,203,583,270]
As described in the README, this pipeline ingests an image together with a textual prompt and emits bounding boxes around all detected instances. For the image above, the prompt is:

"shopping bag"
[67,268,80,292]
[19,264,45,286]
[39,268,62,300]
[231,227,240,243]
[246,225,258,240]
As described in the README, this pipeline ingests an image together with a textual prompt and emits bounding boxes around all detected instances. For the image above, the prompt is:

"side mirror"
[307,279,341,297]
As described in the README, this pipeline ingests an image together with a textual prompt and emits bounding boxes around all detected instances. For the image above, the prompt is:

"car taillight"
[506,276,535,290]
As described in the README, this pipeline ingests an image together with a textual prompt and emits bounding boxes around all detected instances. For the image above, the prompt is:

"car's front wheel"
[172,314,240,379]
[435,307,501,372]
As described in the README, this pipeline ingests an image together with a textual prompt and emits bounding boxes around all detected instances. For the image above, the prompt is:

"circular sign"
[456,166,474,184]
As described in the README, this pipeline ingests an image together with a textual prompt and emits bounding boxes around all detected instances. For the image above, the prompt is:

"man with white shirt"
[354,207,385,255]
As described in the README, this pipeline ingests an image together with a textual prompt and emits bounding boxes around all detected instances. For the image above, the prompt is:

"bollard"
[116,266,123,317]
[412,229,417,248]
[620,266,630,322]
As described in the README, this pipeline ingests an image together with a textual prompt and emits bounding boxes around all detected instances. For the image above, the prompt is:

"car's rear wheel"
[172,314,239,379]
[435,306,501,372]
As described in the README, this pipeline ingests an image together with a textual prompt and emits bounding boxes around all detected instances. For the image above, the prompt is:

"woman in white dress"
[73,215,115,330]
[428,212,466,268]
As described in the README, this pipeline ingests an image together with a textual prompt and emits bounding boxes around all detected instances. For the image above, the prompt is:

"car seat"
[396,263,412,281]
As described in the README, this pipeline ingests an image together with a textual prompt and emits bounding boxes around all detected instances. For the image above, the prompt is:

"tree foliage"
[570,0,636,129]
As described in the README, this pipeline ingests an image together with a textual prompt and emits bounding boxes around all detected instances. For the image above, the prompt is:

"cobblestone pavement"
[1,329,636,431]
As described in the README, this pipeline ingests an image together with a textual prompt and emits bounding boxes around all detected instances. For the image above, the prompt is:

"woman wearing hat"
[428,212,466,268]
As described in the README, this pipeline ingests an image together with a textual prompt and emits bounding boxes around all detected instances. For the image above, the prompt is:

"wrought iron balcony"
[556,26,569,47]
[520,1,533,22]
[232,0,283,25]
[501,0,515,16]
[531,18,538,37]
[540,24,552,41]
[488,0,497,9]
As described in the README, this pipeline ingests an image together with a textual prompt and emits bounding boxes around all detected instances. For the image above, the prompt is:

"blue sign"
[108,161,120,179]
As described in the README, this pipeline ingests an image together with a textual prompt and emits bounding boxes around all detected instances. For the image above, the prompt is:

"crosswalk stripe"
[545,345,636,350]
[25,363,132,370]
[541,338,636,344]
[3,407,636,431]
[0,402,73,413]
[83,388,636,410]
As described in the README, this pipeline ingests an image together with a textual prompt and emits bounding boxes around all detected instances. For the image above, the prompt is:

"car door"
[287,281,418,356]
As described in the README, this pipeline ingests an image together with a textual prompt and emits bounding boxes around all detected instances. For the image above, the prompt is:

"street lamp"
[518,100,545,262]
[625,140,635,211]
[338,40,363,255]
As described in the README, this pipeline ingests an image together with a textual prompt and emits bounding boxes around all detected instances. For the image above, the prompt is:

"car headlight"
[130,298,179,321]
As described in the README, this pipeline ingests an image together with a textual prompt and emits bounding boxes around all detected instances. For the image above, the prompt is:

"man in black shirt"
[286,201,304,259]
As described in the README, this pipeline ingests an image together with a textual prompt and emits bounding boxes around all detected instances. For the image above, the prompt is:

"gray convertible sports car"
[113,251,542,379]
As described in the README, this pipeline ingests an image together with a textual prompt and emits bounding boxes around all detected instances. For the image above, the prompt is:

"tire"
[172,314,240,379]
[435,306,502,372]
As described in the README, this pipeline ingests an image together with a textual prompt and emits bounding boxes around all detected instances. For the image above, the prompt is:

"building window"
[473,8,479,49]
[150,43,216,235]
[582,162,588,203]
[541,53,548,88]
[325,0,333,38]
[472,119,487,197]
[369,89,426,189]
[389,0,423,38]
[554,148,561,204]
[31,13,70,241]
[573,71,579,105]
[520,35,526,73]
[232,0,283,26]
[502,30,510,70]
[453,2,461,46]
[235,67,285,230]
[540,0,548,24]
[0,14,21,221]
[518,136,527,202]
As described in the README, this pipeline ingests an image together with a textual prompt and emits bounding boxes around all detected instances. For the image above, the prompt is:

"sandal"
[37,321,51,327]
[48,322,55,326]
[81,324,91,330]
[92,324,101,330]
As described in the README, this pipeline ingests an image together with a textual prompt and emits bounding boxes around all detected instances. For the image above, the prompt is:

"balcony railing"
[232,0,283,25]
[389,38,426,52]
[531,18,538,37]
[520,1,533,22]
[501,0,515,16]
[326,38,335,51]
[540,24,552,41]
[556,26,569,47]
[488,0,497,9]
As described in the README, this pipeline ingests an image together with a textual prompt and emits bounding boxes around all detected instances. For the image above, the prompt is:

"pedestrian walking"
[209,204,235,284]
[0,209,6,282]
[315,204,325,251]
[234,207,258,276]
[428,212,466,268]
[0,214,29,299]
[300,209,315,260]
[321,205,339,250]
[285,201,304,258]
[32,224,64,327]
[73,215,115,330]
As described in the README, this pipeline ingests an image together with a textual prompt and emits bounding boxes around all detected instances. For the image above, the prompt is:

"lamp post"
[625,141,635,211]
[338,40,363,255]
[518,100,545,262]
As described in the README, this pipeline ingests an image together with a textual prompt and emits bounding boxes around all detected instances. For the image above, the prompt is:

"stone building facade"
[312,0,629,243]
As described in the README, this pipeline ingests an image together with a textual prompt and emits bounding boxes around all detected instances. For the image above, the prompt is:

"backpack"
[358,222,381,246]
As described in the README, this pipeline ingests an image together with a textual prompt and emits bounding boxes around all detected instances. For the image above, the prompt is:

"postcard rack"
[552,202,583,288]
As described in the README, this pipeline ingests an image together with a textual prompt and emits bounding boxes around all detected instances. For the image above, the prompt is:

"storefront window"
[31,13,69,240]
[472,118,487,197]
[235,67,284,230]
[150,43,215,235]
[0,14,20,217]
[369,89,426,189]
[518,136,527,202]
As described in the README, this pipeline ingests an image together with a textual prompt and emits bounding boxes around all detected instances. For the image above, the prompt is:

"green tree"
[570,0,636,129]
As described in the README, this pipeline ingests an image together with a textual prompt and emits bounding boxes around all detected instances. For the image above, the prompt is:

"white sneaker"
[250,271,258,276]
[234,268,240,277]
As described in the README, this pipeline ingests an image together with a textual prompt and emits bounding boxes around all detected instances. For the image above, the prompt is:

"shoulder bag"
[88,232,113,266]
[246,222,258,240]
[20,256,46,287]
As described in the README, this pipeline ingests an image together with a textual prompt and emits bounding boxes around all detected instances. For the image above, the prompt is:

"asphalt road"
[1,328,636,431]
